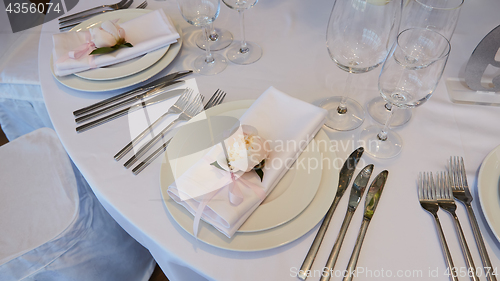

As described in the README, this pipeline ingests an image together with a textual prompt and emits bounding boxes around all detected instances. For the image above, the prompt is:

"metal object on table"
[418,172,458,281]
[59,0,132,23]
[123,94,204,168]
[73,70,192,117]
[76,89,186,133]
[343,170,388,281]
[320,164,373,281]
[75,81,184,124]
[449,156,497,281]
[113,88,193,161]
[59,0,147,32]
[298,147,364,280]
[437,171,480,281]
[131,90,226,175]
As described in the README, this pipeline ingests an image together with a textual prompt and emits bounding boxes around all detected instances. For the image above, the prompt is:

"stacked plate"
[159,100,341,251]
[50,10,182,92]
[478,145,500,243]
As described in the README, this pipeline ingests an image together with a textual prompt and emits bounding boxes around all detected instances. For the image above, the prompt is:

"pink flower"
[224,125,270,173]
[89,21,125,48]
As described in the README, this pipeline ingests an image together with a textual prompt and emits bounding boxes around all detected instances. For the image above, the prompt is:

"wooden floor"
[0,126,169,280]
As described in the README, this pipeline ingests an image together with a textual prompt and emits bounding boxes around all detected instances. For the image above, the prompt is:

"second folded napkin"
[167,87,327,238]
[52,9,179,76]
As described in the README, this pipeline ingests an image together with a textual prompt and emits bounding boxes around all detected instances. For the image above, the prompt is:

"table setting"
[0,0,496,279]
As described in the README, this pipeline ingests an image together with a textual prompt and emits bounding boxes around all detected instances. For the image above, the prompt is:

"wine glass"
[360,28,451,158]
[367,0,463,127]
[177,0,227,75]
[222,0,262,65]
[195,24,233,51]
[320,0,402,131]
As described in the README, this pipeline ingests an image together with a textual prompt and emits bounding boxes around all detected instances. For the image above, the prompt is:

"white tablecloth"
[31,0,500,280]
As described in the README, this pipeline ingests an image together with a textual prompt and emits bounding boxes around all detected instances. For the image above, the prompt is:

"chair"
[0,128,155,280]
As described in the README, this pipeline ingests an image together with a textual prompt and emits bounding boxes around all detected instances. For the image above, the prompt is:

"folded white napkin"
[52,9,179,76]
[167,87,327,238]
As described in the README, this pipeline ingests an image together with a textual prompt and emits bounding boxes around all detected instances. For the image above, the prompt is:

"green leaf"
[255,168,264,182]
[210,161,225,171]
[89,42,133,55]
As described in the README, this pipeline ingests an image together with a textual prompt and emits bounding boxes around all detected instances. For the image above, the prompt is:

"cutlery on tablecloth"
[298,147,364,280]
[75,80,183,124]
[59,0,132,24]
[343,170,388,281]
[131,90,226,175]
[320,164,373,281]
[75,88,187,133]
[450,156,497,281]
[123,93,204,168]
[73,70,192,117]
[436,171,480,281]
[113,88,194,161]
[59,0,147,32]
[418,172,458,281]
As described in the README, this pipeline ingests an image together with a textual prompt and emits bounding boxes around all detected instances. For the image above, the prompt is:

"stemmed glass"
[320,0,401,131]
[360,28,451,158]
[222,0,262,64]
[367,0,463,127]
[195,24,233,51]
[177,0,227,75]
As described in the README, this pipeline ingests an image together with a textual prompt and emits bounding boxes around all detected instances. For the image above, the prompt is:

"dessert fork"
[59,0,132,23]
[450,156,496,281]
[418,172,458,281]
[436,171,479,281]
[114,88,193,161]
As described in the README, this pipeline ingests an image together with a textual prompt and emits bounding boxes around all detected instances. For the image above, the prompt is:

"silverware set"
[299,147,389,281]
[418,157,496,281]
[73,70,227,174]
[59,0,148,32]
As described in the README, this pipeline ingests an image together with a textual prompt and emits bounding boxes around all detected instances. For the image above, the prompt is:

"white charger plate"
[71,9,170,81]
[160,100,339,251]
[478,144,500,242]
[50,9,182,92]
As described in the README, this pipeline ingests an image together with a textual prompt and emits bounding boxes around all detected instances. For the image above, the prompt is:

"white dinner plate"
[160,100,339,251]
[478,144,500,242]
[50,10,182,92]
[72,10,170,81]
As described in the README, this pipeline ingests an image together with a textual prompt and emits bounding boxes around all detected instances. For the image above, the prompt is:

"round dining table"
[36,0,500,280]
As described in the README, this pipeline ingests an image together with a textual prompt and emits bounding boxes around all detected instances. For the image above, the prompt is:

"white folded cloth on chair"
[168,87,327,237]
[52,9,179,76]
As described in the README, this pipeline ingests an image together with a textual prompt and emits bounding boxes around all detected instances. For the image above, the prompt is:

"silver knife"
[298,147,364,280]
[320,164,374,281]
[343,170,389,281]
[75,89,186,133]
[75,80,183,124]
[73,70,193,117]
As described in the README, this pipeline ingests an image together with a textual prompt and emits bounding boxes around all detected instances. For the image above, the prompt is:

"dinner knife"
[320,164,374,281]
[343,170,389,281]
[298,147,364,280]
[75,89,186,133]
[73,70,193,117]
[75,80,183,124]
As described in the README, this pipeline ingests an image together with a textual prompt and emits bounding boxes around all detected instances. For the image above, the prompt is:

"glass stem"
[377,105,396,141]
[338,73,354,114]
[238,10,248,53]
[208,22,218,42]
[203,25,214,64]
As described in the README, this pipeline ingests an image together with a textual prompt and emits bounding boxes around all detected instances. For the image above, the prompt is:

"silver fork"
[124,93,204,168]
[114,88,193,161]
[131,90,226,175]
[59,0,136,31]
[418,172,458,281]
[59,0,131,23]
[450,156,497,281]
[436,171,479,281]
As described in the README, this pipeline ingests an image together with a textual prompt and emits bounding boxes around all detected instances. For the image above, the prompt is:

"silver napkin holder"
[447,25,500,106]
